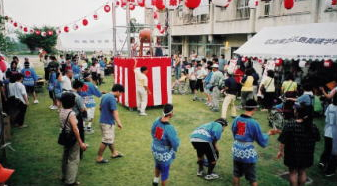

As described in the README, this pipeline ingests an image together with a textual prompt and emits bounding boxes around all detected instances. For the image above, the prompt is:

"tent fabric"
[56,29,114,51]
[234,23,337,60]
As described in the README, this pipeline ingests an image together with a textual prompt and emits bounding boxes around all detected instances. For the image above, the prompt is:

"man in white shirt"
[58,70,73,91]
[134,60,151,116]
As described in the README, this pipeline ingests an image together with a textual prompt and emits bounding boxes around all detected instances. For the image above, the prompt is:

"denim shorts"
[155,163,171,181]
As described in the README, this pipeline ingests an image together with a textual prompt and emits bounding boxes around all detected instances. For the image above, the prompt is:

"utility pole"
[126,1,131,57]
[112,2,117,56]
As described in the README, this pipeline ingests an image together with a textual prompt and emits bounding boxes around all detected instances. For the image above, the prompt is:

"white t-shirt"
[60,76,72,91]
[188,67,197,81]
[9,82,27,104]
[134,69,148,87]
[196,68,207,80]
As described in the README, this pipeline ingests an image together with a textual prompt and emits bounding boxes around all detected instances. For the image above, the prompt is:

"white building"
[146,0,337,60]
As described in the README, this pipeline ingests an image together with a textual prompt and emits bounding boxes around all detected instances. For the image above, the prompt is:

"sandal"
[111,153,124,159]
[96,159,109,164]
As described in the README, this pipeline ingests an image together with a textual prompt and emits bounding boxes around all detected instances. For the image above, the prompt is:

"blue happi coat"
[78,82,102,108]
[190,122,223,142]
[231,115,269,163]
[151,118,180,166]
[72,64,81,80]
[21,68,38,87]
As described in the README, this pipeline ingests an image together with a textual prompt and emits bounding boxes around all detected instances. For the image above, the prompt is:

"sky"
[3,0,144,33]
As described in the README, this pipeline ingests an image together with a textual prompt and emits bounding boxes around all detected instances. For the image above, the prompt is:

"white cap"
[212,64,219,68]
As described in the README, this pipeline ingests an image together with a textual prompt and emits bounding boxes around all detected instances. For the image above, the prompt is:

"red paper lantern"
[185,0,201,9]
[47,30,54,36]
[73,24,79,30]
[284,0,294,10]
[35,30,41,35]
[104,4,111,12]
[82,19,89,26]
[156,24,162,30]
[333,0,337,5]
[121,0,127,7]
[13,22,18,27]
[41,32,47,37]
[116,1,120,6]
[130,3,136,10]
[155,0,166,10]
[324,60,333,68]
[275,58,283,66]
[64,26,69,33]
[165,0,180,10]
[241,57,248,62]
[30,29,34,34]
[23,27,28,32]
[93,14,99,20]
[137,0,145,7]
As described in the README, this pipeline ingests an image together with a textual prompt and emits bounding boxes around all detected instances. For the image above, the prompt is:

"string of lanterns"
[5,0,313,37]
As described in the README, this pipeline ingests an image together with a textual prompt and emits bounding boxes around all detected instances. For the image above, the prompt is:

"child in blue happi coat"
[190,118,228,180]
[21,61,39,104]
[78,73,103,134]
[232,99,276,186]
[151,104,180,186]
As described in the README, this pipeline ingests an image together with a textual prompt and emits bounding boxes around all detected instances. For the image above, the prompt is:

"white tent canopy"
[235,23,337,60]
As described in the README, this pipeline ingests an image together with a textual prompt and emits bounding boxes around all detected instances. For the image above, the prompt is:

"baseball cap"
[0,164,14,183]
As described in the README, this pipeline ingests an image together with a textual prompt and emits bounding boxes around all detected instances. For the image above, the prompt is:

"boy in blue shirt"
[232,99,276,186]
[190,118,228,180]
[78,73,103,134]
[96,84,124,164]
[151,104,180,186]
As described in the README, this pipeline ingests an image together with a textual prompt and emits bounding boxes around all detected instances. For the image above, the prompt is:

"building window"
[262,1,271,17]
[236,0,250,19]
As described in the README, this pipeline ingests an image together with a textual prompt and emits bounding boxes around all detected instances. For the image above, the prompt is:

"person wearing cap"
[209,64,224,112]
[21,59,39,104]
[232,99,277,186]
[0,164,14,186]
[96,84,124,164]
[134,59,151,116]
[221,72,238,119]
[151,104,180,186]
[78,73,103,134]
[190,118,228,180]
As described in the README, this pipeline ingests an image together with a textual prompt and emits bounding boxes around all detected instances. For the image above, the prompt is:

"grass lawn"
[4,69,337,186]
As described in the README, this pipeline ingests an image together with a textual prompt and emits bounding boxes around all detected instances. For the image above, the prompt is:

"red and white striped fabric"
[114,57,172,108]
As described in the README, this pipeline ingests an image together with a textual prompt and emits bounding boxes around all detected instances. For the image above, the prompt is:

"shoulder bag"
[58,111,77,147]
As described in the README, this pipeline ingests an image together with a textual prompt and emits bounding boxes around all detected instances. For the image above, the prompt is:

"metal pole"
[126,2,131,57]
[112,2,117,56]
[167,10,172,56]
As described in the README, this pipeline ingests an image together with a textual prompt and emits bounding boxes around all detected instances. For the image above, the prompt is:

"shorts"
[191,142,218,163]
[49,90,55,100]
[25,86,35,94]
[155,163,171,181]
[189,80,197,91]
[86,107,96,120]
[100,123,115,145]
[233,160,256,182]
[91,72,98,82]
[195,79,204,92]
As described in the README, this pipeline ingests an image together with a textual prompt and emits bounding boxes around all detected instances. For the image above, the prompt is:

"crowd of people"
[0,52,336,186]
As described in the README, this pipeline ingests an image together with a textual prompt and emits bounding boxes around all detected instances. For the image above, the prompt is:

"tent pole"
[112,2,117,56]
[126,2,131,57]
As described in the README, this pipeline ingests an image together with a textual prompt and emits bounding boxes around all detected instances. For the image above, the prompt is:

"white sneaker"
[197,171,204,176]
[34,100,39,104]
[204,173,219,180]
[49,105,54,109]
[50,105,58,110]
[139,112,148,116]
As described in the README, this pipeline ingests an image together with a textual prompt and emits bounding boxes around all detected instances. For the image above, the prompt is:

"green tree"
[0,16,15,53]
[18,26,58,54]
